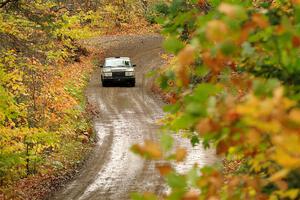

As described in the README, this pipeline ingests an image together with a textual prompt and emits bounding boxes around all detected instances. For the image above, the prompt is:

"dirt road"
[51,34,217,200]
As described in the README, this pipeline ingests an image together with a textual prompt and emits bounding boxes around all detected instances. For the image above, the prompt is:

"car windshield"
[105,59,131,67]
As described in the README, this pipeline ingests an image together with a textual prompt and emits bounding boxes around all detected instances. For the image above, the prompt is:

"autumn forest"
[1,0,300,200]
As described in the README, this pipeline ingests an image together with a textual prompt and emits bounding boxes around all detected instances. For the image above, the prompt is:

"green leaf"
[163,37,185,54]
[220,41,236,56]
[253,79,280,96]
[187,167,199,187]
[163,103,181,114]
[161,133,174,152]
[171,113,197,130]
[195,66,209,77]
[131,193,157,200]
[166,172,187,189]
[191,83,221,103]
[185,102,206,117]
[191,135,200,146]
[242,42,255,57]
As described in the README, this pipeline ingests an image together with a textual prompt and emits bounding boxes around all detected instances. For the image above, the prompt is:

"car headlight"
[125,71,134,76]
[104,72,112,76]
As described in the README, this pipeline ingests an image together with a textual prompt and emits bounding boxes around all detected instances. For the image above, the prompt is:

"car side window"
[124,61,130,66]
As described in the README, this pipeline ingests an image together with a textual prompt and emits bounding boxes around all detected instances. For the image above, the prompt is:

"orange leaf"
[132,140,163,159]
[252,14,269,29]
[182,190,199,200]
[289,109,300,124]
[156,164,173,176]
[178,45,195,66]
[216,141,229,155]
[218,3,240,18]
[292,36,300,48]
[224,109,240,123]
[175,147,187,162]
[144,140,163,159]
[196,118,213,135]
[196,118,219,135]
[202,52,228,74]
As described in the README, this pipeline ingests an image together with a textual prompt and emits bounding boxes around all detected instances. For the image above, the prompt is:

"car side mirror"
[100,65,103,68]
[133,64,136,67]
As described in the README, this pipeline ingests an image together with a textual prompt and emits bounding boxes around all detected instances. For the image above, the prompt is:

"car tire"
[130,81,135,87]
[102,80,109,87]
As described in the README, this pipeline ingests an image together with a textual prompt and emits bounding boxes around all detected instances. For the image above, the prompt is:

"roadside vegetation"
[0,0,160,199]
[4,0,300,199]
[132,0,300,200]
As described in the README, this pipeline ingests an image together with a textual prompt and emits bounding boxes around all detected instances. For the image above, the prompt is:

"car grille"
[112,71,125,77]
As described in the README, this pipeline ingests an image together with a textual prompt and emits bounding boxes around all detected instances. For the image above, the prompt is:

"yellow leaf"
[178,45,195,66]
[272,148,300,169]
[132,140,162,159]
[144,140,162,159]
[268,169,290,182]
[289,109,300,124]
[246,129,261,146]
[285,189,299,199]
[161,53,169,60]
[206,20,228,42]
[175,147,187,162]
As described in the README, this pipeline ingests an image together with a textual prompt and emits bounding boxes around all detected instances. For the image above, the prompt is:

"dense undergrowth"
[132,0,300,200]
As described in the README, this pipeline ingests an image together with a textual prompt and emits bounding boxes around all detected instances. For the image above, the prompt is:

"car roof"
[105,57,130,61]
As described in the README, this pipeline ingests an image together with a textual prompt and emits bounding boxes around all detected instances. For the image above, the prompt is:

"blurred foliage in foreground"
[132,0,300,199]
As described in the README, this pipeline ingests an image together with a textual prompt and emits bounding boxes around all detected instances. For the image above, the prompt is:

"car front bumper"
[102,76,135,82]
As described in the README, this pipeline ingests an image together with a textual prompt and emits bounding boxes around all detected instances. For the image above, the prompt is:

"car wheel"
[102,80,109,87]
[130,81,135,87]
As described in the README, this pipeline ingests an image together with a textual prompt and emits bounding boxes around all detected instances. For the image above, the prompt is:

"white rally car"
[100,57,136,87]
